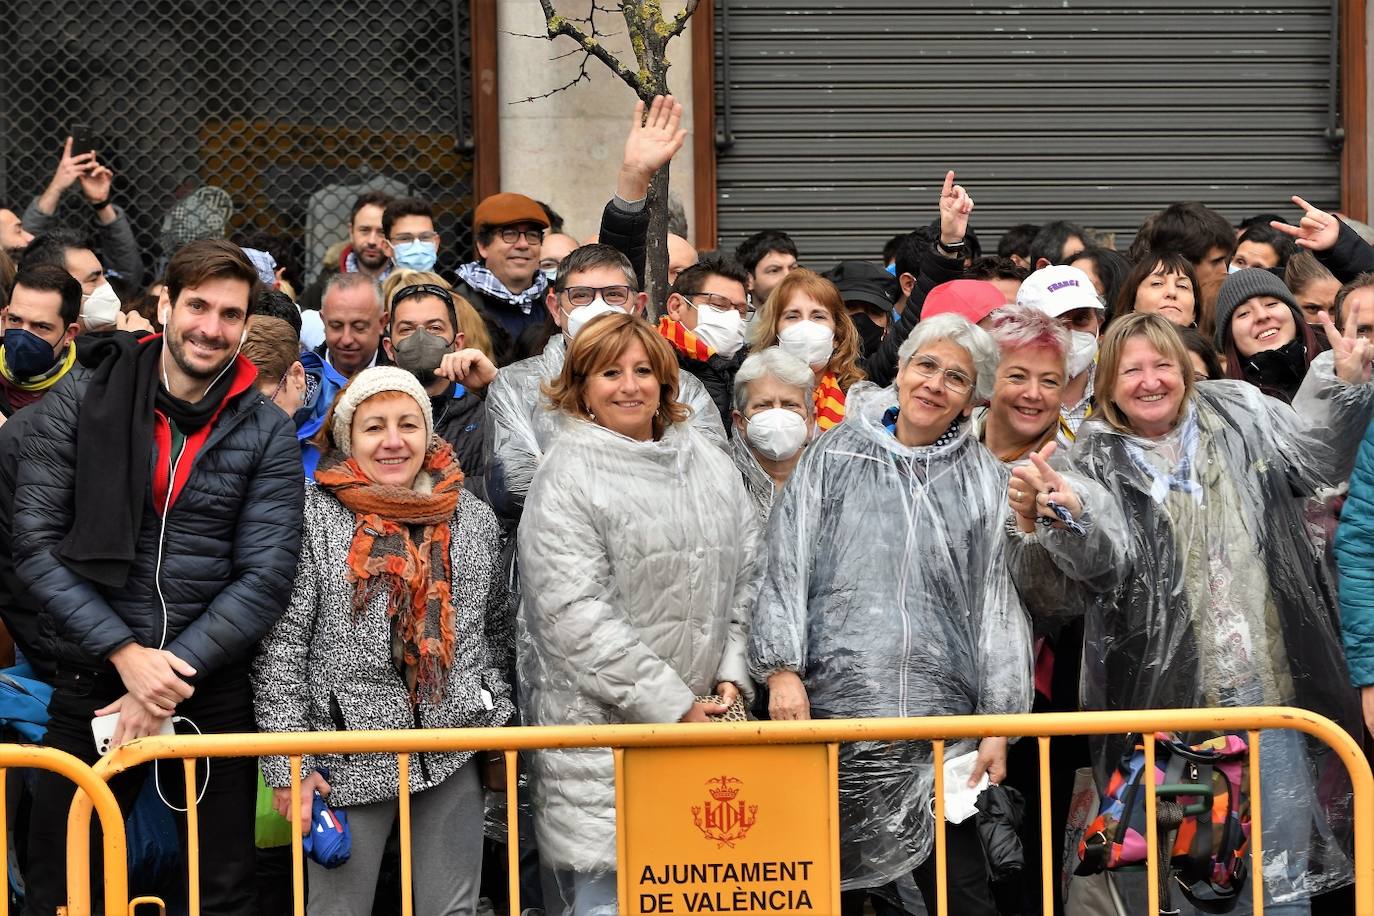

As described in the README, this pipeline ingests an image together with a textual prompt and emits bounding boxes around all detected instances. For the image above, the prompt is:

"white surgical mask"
[1227,261,1243,274]
[777,320,834,367]
[1066,329,1099,378]
[81,281,122,331]
[745,408,809,461]
[565,298,626,339]
[691,306,746,358]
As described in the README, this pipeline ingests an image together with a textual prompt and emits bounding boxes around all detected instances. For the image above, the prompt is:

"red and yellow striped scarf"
[814,373,846,430]
[657,316,714,362]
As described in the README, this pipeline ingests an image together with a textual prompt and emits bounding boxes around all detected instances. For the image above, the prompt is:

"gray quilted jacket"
[517,417,760,872]
[252,481,515,807]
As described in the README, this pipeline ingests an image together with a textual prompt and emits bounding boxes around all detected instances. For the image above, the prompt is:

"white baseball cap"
[1015,265,1104,318]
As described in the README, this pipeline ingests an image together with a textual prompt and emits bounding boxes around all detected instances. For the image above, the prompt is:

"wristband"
[87,197,111,210]
[936,238,966,256]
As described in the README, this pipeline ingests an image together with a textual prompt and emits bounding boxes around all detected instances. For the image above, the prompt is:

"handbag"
[1076,733,1250,914]
[695,693,748,722]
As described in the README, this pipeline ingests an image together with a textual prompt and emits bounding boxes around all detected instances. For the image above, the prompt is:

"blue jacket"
[1336,417,1374,686]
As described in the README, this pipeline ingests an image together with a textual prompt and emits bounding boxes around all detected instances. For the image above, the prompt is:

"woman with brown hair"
[1110,251,1201,330]
[747,268,865,430]
[517,312,759,915]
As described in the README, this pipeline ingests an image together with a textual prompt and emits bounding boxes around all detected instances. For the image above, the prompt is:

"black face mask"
[851,312,886,357]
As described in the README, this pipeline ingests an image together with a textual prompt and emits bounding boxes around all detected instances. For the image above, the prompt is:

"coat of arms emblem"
[691,775,758,847]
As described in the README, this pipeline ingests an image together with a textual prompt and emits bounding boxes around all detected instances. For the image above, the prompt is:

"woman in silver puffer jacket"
[517,313,759,916]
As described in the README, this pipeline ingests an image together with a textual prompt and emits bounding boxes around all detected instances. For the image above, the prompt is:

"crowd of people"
[3,92,1374,916]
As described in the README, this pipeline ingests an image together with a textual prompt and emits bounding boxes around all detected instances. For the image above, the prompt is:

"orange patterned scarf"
[314,442,465,703]
[657,316,714,361]
[814,373,846,430]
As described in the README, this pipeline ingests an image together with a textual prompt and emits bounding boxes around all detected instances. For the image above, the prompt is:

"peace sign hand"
[1010,441,1083,529]
[1320,311,1374,385]
[938,170,973,245]
[1271,195,1341,253]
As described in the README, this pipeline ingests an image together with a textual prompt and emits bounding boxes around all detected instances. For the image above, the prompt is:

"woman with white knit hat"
[252,366,514,916]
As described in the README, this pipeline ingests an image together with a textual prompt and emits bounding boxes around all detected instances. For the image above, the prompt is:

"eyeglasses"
[561,285,633,308]
[498,227,543,246]
[908,354,974,395]
[683,292,751,317]
[391,231,439,245]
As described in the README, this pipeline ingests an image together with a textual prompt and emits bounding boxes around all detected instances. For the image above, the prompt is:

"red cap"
[920,280,1008,325]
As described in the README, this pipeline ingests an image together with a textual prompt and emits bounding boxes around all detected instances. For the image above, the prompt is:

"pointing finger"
[1291,194,1315,214]
[941,170,955,199]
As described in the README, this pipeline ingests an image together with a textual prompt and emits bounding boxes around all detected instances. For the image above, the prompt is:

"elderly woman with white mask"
[751,313,1120,915]
[730,347,816,523]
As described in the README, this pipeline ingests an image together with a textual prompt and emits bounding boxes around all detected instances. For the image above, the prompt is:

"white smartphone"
[90,712,175,756]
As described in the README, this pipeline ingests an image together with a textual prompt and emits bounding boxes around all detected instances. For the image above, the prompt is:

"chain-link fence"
[0,0,476,290]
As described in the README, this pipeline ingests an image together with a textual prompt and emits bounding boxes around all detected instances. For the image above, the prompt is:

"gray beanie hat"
[1213,268,1299,350]
[331,366,435,455]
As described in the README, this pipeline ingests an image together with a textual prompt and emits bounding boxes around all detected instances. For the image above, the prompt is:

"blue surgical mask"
[3,328,61,379]
[392,240,438,272]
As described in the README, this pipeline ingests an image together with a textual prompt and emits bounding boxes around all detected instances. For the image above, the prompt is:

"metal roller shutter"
[713,1,1344,264]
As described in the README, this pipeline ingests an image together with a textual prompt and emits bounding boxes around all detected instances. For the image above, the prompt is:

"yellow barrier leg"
[1038,736,1052,916]
[289,757,305,916]
[398,754,413,916]
[1248,730,1264,915]
[182,759,200,916]
[505,750,521,916]
[1143,738,1159,916]
[932,739,947,916]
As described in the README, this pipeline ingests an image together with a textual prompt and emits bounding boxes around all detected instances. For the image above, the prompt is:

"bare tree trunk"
[644,146,671,318]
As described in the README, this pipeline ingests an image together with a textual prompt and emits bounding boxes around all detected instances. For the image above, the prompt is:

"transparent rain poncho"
[516,415,760,876]
[1049,355,1374,903]
[749,381,1118,889]
[484,333,727,520]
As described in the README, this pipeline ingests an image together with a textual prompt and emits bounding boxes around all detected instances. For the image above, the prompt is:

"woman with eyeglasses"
[751,313,1116,914]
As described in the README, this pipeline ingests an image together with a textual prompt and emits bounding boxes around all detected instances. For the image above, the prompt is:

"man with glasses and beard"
[14,239,303,916]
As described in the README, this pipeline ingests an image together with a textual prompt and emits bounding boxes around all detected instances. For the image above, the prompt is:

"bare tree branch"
[667,0,702,39]
[538,0,647,97]
[509,52,595,105]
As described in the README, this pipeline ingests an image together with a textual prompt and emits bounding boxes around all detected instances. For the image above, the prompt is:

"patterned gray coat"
[252,482,515,807]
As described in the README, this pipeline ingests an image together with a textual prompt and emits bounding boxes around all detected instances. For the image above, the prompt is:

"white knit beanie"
[331,366,434,456]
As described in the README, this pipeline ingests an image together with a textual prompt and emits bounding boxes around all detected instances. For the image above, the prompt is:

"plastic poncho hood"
[749,381,1033,889]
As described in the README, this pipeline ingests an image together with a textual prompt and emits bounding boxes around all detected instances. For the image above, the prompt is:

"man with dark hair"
[1335,272,1374,342]
[0,263,83,417]
[0,207,34,255]
[658,254,752,425]
[298,190,393,311]
[1027,220,1087,271]
[485,243,726,519]
[965,255,1029,303]
[14,238,303,916]
[734,229,799,307]
[1133,201,1236,286]
[382,282,495,488]
[20,229,128,332]
[254,287,303,337]
[997,223,1040,269]
[20,137,143,285]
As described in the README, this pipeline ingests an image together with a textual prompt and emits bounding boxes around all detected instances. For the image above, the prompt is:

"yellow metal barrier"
[61,706,1373,916]
[0,744,130,916]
